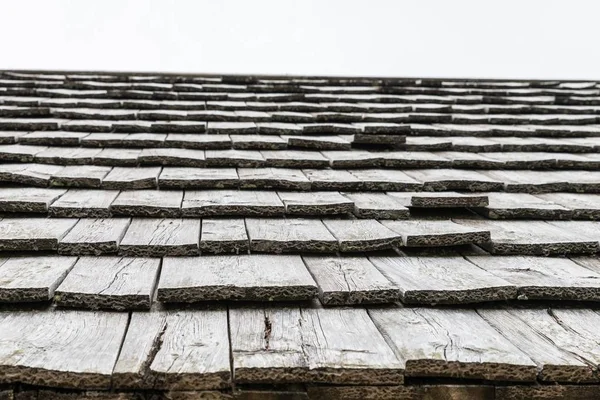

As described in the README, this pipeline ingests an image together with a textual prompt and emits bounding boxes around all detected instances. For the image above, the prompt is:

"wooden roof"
[0,71,599,399]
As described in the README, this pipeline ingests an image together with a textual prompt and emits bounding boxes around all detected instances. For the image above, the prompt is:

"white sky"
[2,0,600,79]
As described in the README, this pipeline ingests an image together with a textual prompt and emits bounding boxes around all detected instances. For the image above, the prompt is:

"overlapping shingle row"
[0,71,599,399]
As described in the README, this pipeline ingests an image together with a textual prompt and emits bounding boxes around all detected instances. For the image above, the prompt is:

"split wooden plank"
[157,255,317,302]
[0,187,66,213]
[246,218,338,253]
[454,219,600,255]
[0,309,129,389]
[468,255,600,301]
[229,306,306,384]
[349,169,422,191]
[119,218,200,256]
[479,308,598,383]
[57,218,131,255]
[50,165,112,188]
[199,218,249,254]
[369,307,537,381]
[182,190,284,217]
[159,167,239,189]
[48,189,119,218]
[55,256,160,310]
[229,305,404,385]
[113,309,231,390]
[110,190,183,217]
[138,148,205,167]
[0,256,77,302]
[403,169,504,191]
[302,256,399,304]
[101,167,161,189]
[481,192,572,219]
[322,219,403,252]
[343,192,410,219]
[369,256,516,304]
[0,217,78,251]
[277,191,353,215]
[536,192,600,220]
[381,219,491,247]
[389,191,489,208]
[238,168,311,191]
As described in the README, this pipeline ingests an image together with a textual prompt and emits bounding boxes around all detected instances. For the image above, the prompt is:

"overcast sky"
[2,0,599,79]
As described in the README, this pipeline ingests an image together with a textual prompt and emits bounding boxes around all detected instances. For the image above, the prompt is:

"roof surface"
[0,71,599,399]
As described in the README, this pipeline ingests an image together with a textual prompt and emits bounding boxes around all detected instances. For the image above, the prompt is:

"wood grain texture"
[119,218,200,256]
[278,191,353,215]
[110,190,183,217]
[370,256,516,304]
[113,308,231,390]
[479,309,598,383]
[0,256,77,302]
[230,305,404,385]
[102,167,161,189]
[0,309,129,389]
[455,219,600,255]
[48,189,119,218]
[382,219,491,247]
[467,255,600,301]
[0,217,78,251]
[200,218,249,254]
[55,256,160,310]
[302,256,399,304]
[182,190,284,217]
[322,219,403,252]
[158,255,317,302]
[58,218,130,255]
[246,218,338,253]
[369,307,537,382]
[229,306,306,384]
